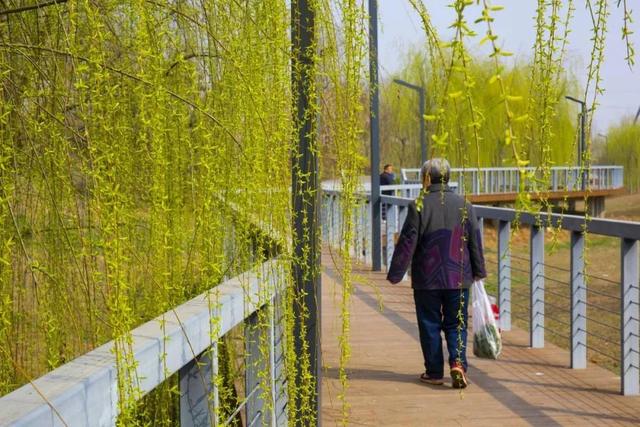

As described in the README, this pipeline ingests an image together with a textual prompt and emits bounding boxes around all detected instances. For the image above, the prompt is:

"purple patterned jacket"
[386,183,486,289]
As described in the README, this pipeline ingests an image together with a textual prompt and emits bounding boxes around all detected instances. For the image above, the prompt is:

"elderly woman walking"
[386,158,486,388]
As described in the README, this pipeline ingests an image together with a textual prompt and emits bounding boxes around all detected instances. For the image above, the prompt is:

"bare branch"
[0,0,68,17]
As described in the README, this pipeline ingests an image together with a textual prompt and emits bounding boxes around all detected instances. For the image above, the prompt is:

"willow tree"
[603,118,640,191]
[0,0,295,423]
[381,49,580,169]
[0,0,637,425]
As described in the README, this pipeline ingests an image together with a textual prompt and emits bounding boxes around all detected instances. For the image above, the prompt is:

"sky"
[376,1,640,134]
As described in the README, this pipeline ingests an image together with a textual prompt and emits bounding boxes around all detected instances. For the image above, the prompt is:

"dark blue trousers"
[413,288,469,379]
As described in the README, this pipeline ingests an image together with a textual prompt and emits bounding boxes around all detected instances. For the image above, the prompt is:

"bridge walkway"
[320,251,640,426]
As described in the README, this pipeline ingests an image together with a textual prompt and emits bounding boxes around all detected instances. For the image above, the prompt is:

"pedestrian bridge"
[325,165,625,216]
[1,182,640,426]
[399,165,624,205]
[322,185,640,424]
[321,257,640,426]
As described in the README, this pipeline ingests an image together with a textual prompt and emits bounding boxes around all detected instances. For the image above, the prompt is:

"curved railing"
[0,260,288,427]
[400,166,624,196]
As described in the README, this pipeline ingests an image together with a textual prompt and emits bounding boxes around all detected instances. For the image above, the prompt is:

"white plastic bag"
[472,280,502,359]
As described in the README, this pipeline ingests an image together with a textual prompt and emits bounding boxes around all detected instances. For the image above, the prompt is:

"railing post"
[180,346,218,426]
[246,311,268,425]
[398,205,407,234]
[621,238,640,395]
[338,195,343,246]
[272,296,288,425]
[335,195,340,246]
[472,170,477,194]
[322,195,329,242]
[484,170,488,193]
[385,204,396,270]
[571,231,586,369]
[498,220,511,331]
[530,225,545,348]
[268,301,277,426]
[364,199,372,265]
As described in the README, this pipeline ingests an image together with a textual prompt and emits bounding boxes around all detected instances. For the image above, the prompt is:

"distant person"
[386,158,486,389]
[380,164,395,196]
[380,164,395,220]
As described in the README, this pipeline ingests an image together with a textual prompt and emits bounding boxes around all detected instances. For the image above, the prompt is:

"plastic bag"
[487,295,501,332]
[472,280,502,359]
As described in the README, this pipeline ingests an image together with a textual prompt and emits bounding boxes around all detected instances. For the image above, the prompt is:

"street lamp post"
[597,132,608,145]
[597,132,609,164]
[393,78,427,166]
[566,95,588,190]
[368,0,382,271]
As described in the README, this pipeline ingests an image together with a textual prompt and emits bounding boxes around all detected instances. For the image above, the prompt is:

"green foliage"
[603,119,640,191]
[0,0,636,423]
[0,0,294,423]
[318,0,368,423]
[380,48,579,169]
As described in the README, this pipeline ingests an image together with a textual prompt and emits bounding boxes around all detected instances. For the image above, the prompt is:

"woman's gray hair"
[421,158,450,184]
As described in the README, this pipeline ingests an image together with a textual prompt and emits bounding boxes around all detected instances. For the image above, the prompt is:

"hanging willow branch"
[0,42,247,157]
[0,0,68,17]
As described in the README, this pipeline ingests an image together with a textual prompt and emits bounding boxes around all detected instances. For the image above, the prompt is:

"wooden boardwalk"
[321,253,640,426]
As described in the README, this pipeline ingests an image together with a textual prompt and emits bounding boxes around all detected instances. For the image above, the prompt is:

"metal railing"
[321,188,640,396]
[400,166,624,195]
[0,260,288,427]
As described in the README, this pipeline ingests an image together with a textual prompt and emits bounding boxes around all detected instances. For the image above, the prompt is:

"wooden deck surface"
[320,253,640,426]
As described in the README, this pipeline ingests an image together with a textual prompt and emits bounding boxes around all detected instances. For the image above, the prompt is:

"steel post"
[621,238,640,395]
[291,1,320,422]
[498,220,511,331]
[530,225,545,348]
[419,87,426,164]
[570,231,586,369]
[580,105,588,191]
[369,0,381,271]
[179,347,217,427]
[245,311,267,425]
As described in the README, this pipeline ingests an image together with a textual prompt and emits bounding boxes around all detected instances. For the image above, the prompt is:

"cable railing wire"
[542,262,571,274]
[507,264,530,275]
[511,276,530,286]
[512,313,530,323]
[510,253,531,263]
[584,286,621,301]
[544,287,568,299]
[545,313,571,328]
[224,383,262,425]
[545,299,569,313]
[580,328,619,346]
[585,343,618,362]
[541,275,570,287]
[545,328,570,341]
[511,300,530,311]
[491,253,624,291]
[511,288,529,298]
[583,300,619,316]
[583,272,620,286]
[582,314,618,331]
